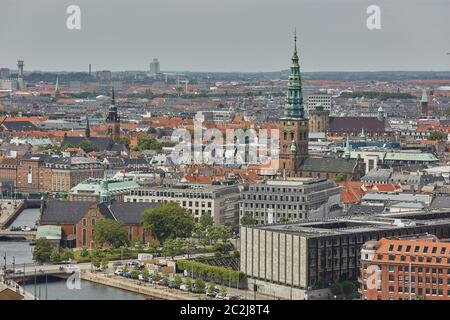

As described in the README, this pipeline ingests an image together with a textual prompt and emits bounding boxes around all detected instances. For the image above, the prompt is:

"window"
[82,229,87,247]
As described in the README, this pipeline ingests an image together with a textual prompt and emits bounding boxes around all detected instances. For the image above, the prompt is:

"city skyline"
[1,0,450,72]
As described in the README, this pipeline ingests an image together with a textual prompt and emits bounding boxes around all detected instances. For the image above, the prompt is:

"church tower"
[279,31,309,175]
[85,117,91,138]
[106,87,121,143]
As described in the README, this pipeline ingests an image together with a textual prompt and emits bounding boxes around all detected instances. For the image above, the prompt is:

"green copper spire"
[283,30,305,119]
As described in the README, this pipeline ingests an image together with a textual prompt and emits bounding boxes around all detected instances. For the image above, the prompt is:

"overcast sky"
[1,0,449,72]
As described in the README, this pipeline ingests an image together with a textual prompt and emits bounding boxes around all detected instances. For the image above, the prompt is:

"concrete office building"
[306,94,332,112]
[240,179,342,225]
[0,68,10,79]
[240,210,450,300]
[150,58,160,76]
[124,183,240,227]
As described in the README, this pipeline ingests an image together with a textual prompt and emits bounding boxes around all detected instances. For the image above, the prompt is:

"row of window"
[241,203,305,210]
[387,254,450,264]
[242,194,307,202]
[388,244,448,255]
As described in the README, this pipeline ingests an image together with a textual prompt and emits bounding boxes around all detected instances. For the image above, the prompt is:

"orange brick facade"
[360,235,450,300]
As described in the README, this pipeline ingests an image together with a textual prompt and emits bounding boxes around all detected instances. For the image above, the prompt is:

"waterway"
[10,208,41,229]
[1,209,147,300]
[27,278,147,300]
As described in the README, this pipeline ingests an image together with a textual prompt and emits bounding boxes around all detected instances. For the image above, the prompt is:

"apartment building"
[16,154,104,194]
[360,234,450,300]
[240,211,450,300]
[239,179,342,224]
[306,94,332,112]
[124,183,240,227]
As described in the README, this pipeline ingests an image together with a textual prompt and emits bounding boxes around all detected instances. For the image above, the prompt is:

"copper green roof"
[421,89,428,103]
[283,31,305,120]
[36,225,62,240]
[348,151,437,162]
[70,178,140,196]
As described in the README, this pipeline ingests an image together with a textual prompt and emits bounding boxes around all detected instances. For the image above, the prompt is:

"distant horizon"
[8,69,450,74]
[2,1,450,73]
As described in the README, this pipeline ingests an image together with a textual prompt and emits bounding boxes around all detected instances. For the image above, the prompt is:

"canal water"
[10,207,41,229]
[28,278,146,300]
[1,209,147,300]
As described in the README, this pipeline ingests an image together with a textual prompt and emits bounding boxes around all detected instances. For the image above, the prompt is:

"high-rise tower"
[420,89,429,115]
[106,87,121,143]
[279,31,309,175]
[17,60,25,90]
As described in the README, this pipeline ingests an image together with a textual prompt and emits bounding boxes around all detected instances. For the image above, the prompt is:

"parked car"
[206,290,219,298]
[224,294,240,300]
[114,268,123,276]
[167,281,176,289]
[180,284,189,291]
[157,279,166,286]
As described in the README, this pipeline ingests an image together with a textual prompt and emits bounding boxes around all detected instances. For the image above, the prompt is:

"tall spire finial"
[294,28,297,52]
[85,116,90,138]
[111,86,115,105]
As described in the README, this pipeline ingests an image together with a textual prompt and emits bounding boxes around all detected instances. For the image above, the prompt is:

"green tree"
[174,275,182,288]
[220,284,227,296]
[101,258,109,271]
[428,131,444,141]
[119,136,131,148]
[50,249,61,262]
[162,239,183,259]
[341,281,355,299]
[130,268,139,279]
[78,140,99,153]
[185,277,192,291]
[208,281,216,292]
[142,202,195,243]
[142,268,149,282]
[33,238,53,263]
[240,212,257,226]
[80,247,89,258]
[62,143,75,151]
[213,242,232,255]
[93,219,128,248]
[152,271,161,282]
[330,282,343,297]
[136,133,163,151]
[334,173,347,183]
[194,278,205,293]
[92,256,101,269]
[199,212,214,229]
[60,248,74,261]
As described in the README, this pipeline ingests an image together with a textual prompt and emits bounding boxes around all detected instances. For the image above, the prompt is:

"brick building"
[16,154,104,194]
[360,234,450,300]
[39,200,157,248]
